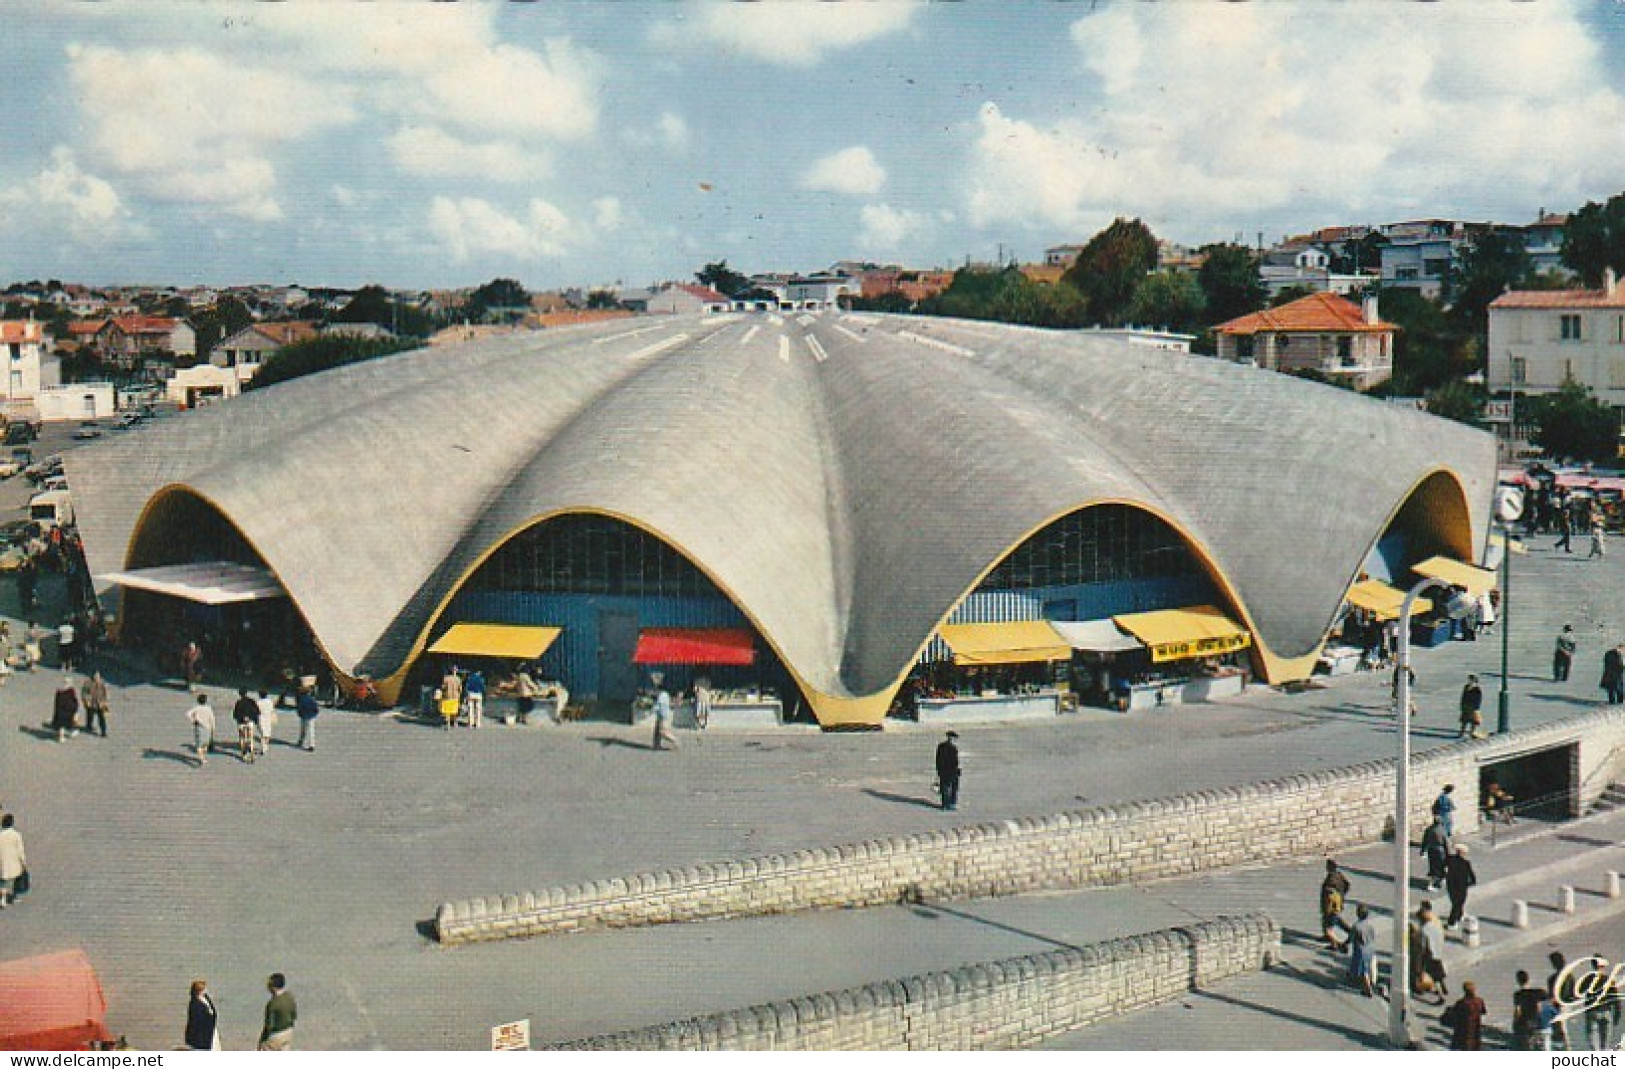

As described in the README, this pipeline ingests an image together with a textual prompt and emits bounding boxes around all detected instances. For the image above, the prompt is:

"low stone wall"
[436,706,1625,946]
[545,914,1279,1051]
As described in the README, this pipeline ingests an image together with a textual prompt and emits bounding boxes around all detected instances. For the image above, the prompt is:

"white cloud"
[388,126,553,183]
[593,197,625,232]
[967,4,1625,234]
[428,196,582,263]
[673,2,919,66]
[657,112,690,150]
[66,43,354,220]
[802,146,886,198]
[0,147,141,242]
[857,203,929,252]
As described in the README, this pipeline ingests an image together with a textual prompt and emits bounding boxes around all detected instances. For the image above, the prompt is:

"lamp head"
[1495,485,1525,523]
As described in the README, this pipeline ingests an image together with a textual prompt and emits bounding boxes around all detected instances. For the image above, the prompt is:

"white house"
[212,321,318,385]
[35,381,116,421]
[1,320,47,403]
[1488,268,1625,407]
[642,284,730,315]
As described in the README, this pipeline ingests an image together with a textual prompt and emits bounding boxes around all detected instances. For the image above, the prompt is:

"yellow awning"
[1113,605,1252,664]
[1345,579,1432,622]
[1412,556,1497,597]
[938,621,1071,666]
[427,623,561,660]
[1490,532,1527,555]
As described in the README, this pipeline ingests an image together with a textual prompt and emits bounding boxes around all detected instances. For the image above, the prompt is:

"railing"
[1484,785,1582,849]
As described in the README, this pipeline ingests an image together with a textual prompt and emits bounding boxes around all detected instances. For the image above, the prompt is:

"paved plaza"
[5,481,1625,1047]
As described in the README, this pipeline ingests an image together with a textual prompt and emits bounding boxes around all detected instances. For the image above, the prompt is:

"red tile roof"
[67,320,106,336]
[0,321,44,344]
[255,321,319,345]
[1215,291,1395,335]
[109,315,181,335]
[675,284,730,304]
[1490,286,1625,310]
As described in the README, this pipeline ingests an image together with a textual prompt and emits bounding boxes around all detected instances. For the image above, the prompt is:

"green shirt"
[262,990,297,1040]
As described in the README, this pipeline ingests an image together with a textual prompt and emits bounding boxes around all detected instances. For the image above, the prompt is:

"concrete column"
[1608,871,1622,899]
[1512,900,1529,929]
[1561,885,1576,914]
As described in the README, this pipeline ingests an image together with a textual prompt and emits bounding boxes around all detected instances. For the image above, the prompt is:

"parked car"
[0,458,20,479]
[72,422,103,440]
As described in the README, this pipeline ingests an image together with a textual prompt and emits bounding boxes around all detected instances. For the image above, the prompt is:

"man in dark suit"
[935,731,960,811]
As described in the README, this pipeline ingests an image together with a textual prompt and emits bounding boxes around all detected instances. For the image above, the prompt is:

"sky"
[1,1,1623,292]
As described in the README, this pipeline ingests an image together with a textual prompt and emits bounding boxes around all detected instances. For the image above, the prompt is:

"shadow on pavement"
[588,736,656,751]
[1182,987,1389,1049]
[140,747,194,766]
[861,788,941,810]
[16,724,58,741]
[910,900,1082,952]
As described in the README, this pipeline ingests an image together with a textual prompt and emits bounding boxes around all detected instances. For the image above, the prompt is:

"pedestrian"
[1514,969,1547,1050]
[0,813,25,908]
[1556,624,1577,682]
[1583,956,1621,1050]
[1421,814,1450,890]
[463,668,485,729]
[1320,859,1350,949]
[1603,645,1625,705]
[182,640,203,687]
[295,685,319,751]
[1390,662,1416,717]
[255,690,277,756]
[693,676,713,731]
[1433,784,1457,840]
[935,731,961,811]
[257,973,297,1051]
[49,675,79,741]
[651,681,678,751]
[185,979,220,1051]
[1458,675,1484,738]
[440,667,462,729]
[1444,844,1477,928]
[512,665,539,725]
[1592,517,1608,559]
[1346,903,1377,997]
[1550,951,1575,1050]
[56,616,76,671]
[1557,508,1573,553]
[233,689,259,764]
[1442,981,1487,1050]
[81,670,109,737]
[1410,900,1448,1003]
[187,693,215,766]
[22,620,41,671]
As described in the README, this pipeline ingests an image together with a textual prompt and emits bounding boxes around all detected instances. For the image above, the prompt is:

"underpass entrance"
[1478,741,1580,827]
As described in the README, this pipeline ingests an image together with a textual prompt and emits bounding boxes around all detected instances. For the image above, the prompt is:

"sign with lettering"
[491,1019,531,1051]
[1148,632,1251,664]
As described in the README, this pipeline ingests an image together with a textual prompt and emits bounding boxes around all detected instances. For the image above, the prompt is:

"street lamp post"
[1498,525,1512,734]
[1390,576,1476,1049]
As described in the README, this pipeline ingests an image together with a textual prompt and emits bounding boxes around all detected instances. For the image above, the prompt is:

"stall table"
[917,691,1060,724]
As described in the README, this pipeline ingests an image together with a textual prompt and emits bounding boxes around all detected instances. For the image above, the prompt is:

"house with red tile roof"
[212,321,320,385]
[1488,269,1625,406]
[0,320,48,404]
[95,315,196,369]
[1214,291,1397,391]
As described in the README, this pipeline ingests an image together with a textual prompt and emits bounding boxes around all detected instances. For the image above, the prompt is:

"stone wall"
[546,914,1279,1051]
[436,707,1625,946]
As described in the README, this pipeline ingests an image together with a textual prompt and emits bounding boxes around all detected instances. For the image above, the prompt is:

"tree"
[916,266,1087,328]
[247,334,420,391]
[1061,217,1158,326]
[1451,229,1532,337]
[695,261,752,299]
[1530,378,1619,463]
[1125,270,1206,333]
[847,290,914,314]
[466,278,530,323]
[1269,284,1318,308]
[1379,288,1472,395]
[586,289,620,309]
[1195,243,1266,326]
[1424,380,1487,428]
[1562,192,1625,287]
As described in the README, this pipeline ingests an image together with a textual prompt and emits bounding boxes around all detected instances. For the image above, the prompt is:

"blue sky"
[1,1,1623,291]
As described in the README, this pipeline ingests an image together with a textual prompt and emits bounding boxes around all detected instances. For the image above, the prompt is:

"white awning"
[1049,618,1144,653]
[100,562,287,605]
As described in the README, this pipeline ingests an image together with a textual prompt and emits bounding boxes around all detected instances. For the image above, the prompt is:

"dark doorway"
[1479,742,1580,824]
[597,609,639,709]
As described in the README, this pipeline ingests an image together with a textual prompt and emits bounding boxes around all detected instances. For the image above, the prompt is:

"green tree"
[1061,217,1158,326]
[916,267,1087,328]
[1377,289,1471,395]
[1562,192,1625,287]
[191,294,255,361]
[695,261,752,299]
[1126,270,1206,333]
[847,290,914,314]
[1269,284,1318,308]
[1424,379,1487,427]
[247,334,420,391]
[586,289,621,310]
[1195,243,1266,326]
[1451,229,1532,337]
[1530,377,1619,463]
[466,278,530,323]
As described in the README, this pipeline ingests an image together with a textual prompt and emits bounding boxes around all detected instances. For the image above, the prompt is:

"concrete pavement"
[3,499,1625,1047]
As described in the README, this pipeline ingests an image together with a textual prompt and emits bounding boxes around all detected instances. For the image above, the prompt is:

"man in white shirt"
[187,693,216,767]
[652,685,678,751]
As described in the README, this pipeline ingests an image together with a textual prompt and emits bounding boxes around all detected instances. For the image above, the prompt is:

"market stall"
[915,621,1069,723]
[1049,618,1146,710]
[1409,556,1497,646]
[0,950,115,1051]
[1109,605,1251,710]
[631,627,781,727]
[1330,579,1433,673]
[426,622,567,722]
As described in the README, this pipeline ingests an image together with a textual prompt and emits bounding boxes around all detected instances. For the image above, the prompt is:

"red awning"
[0,950,114,1051]
[632,627,756,666]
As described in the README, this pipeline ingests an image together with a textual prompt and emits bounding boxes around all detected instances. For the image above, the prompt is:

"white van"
[28,489,74,530]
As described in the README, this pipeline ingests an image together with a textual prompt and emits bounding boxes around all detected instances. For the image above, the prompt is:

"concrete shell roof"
[67,312,1497,720]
